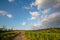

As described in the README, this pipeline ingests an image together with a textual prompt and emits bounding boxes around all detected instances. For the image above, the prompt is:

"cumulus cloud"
[30,12,40,17]
[40,12,60,28]
[6,14,12,18]
[8,0,14,2]
[23,0,60,30]
[40,8,51,19]
[30,17,37,20]
[31,12,60,30]
[31,0,60,10]
[0,11,13,18]
[43,8,51,14]
[29,12,40,20]
[30,0,60,21]
[53,3,60,11]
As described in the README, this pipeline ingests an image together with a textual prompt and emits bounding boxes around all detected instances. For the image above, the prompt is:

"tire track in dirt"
[13,32,25,40]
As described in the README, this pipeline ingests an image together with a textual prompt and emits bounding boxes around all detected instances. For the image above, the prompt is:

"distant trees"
[0,25,13,33]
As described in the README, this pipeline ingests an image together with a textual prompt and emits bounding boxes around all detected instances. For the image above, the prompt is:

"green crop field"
[25,32,60,40]
[24,28,60,40]
[0,28,60,40]
[0,31,21,40]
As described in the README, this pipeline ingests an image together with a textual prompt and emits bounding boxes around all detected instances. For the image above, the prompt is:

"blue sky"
[0,0,60,30]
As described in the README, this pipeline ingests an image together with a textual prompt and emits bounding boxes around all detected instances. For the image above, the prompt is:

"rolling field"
[25,32,60,40]
[0,28,60,40]
[24,28,60,40]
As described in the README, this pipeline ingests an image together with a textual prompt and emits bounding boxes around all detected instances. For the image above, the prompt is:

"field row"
[25,32,60,40]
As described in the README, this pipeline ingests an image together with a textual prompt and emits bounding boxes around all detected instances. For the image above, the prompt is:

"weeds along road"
[13,32,26,40]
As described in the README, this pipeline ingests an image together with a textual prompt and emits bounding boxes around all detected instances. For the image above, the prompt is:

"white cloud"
[30,2,35,8]
[30,23,40,30]
[23,5,31,9]
[8,0,14,2]
[30,12,60,30]
[6,14,12,18]
[40,12,60,28]
[31,0,60,10]
[53,3,60,11]
[0,11,7,15]
[30,12,40,17]
[43,8,51,14]
[22,22,26,26]
[30,0,60,20]
[29,12,40,20]
[30,17,36,20]
[0,11,13,18]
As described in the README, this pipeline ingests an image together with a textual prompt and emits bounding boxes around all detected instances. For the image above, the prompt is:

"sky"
[0,0,60,30]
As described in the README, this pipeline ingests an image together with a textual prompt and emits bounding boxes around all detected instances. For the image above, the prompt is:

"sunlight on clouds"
[22,0,60,30]
[35,0,43,5]
[0,11,13,18]
[31,0,60,10]
[30,0,43,9]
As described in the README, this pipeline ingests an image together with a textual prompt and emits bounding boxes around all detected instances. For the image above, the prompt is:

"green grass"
[0,28,60,40]
[25,32,60,40]
[0,32,15,38]
[24,28,60,40]
[0,31,20,40]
